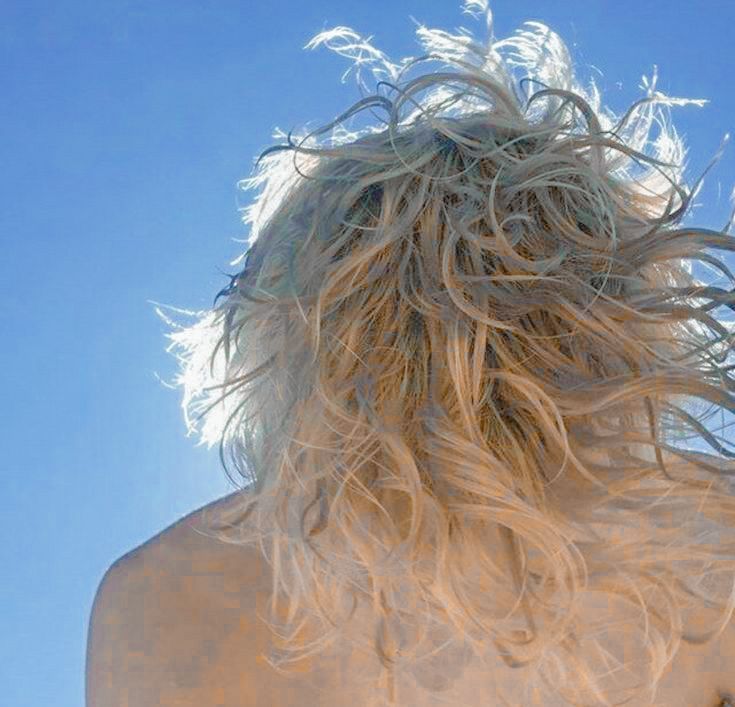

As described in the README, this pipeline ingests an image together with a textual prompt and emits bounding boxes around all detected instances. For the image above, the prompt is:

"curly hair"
[156,2,735,705]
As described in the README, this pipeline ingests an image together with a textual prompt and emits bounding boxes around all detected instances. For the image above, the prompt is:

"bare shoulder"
[85,490,271,707]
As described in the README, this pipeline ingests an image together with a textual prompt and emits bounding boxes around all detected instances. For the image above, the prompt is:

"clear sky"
[1,1,733,705]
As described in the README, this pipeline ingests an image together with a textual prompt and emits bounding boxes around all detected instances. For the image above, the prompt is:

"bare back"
[86,492,735,707]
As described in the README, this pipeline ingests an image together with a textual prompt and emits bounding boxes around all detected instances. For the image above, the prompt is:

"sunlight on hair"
[153,1,735,704]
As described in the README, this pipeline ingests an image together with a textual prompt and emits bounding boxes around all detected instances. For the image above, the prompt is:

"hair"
[155,2,735,705]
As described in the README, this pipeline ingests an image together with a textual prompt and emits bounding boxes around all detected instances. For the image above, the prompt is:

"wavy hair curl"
[156,2,735,705]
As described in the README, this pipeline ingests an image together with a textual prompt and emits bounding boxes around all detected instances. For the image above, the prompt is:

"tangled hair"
[156,2,735,705]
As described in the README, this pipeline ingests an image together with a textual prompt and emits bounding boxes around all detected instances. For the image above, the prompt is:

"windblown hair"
[157,2,735,705]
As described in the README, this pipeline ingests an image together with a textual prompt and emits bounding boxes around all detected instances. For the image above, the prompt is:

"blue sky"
[1,1,733,705]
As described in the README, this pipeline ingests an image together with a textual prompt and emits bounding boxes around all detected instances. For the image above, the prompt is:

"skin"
[85,491,735,707]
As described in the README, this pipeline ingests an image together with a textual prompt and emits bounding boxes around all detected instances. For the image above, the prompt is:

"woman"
[86,2,735,705]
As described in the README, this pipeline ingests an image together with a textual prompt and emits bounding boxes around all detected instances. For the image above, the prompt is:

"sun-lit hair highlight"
[155,2,735,704]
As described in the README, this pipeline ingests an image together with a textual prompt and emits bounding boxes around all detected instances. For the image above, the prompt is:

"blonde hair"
[156,2,735,704]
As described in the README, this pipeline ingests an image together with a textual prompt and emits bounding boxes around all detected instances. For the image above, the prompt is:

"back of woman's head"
[157,2,735,704]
